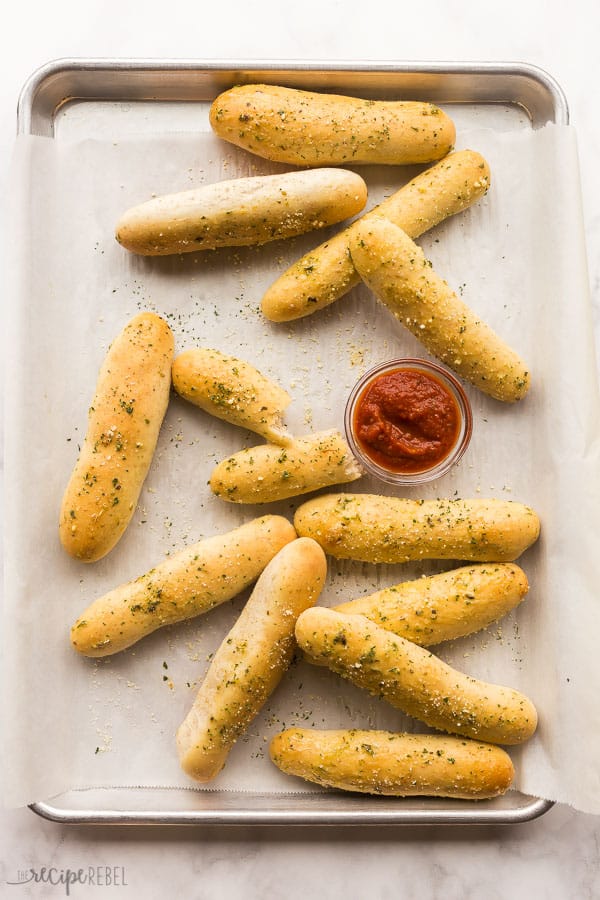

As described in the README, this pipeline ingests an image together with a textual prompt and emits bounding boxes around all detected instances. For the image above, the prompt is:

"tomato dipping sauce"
[345,359,472,484]
[354,368,459,473]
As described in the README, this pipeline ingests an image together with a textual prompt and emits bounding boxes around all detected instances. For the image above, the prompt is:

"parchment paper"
[4,120,600,813]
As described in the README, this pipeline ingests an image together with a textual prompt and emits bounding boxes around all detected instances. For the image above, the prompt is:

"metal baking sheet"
[16,58,563,826]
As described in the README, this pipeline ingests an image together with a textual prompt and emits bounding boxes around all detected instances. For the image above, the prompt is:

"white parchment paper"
[4,121,600,813]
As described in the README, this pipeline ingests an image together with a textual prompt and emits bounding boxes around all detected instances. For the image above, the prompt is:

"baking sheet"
[3,104,600,814]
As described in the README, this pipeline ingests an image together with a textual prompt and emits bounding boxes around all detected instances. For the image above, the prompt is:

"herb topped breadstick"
[209,430,362,504]
[59,312,174,563]
[334,563,529,645]
[270,729,515,799]
[349,217,530,402]
[209,84,455,166]
[172,348,292,446]
[177,538,327,782]
[293,493,540,564]
[70,515,296,657]
[296,608,538,745]
[115,168,367,256]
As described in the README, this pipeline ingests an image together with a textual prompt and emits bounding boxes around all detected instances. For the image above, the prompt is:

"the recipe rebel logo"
[6,866,128,895]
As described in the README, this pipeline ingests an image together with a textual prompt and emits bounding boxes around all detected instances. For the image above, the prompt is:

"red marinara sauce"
[353,367,461,475]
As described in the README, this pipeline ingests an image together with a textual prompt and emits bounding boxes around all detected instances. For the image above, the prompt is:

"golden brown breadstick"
[350,217,530,402]
[334,563,528,645]
[295,608,538,745]
[293,493,540,564]
[59,312,174,563]
[261,149,490,322]
[172,347,292,445]
[115,168,367,256]
[209,84,455,166]
[70,515,296,657]
[177,538,327,782]
[209,430,362,504]
[270,729,515,799]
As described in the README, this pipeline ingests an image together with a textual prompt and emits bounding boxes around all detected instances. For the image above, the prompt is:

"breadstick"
[334,563,528,645]
[295,608,538,745]
[293,493,540,564]
[209,430,362,504]
[115,168,367,256]
[270,729,514,799]
[261,149,490,322]
[70,515,296,657]
[59,312,174,563]
[350,217,530,402]
[172,347,292,445]
[177,538,327,782]
[209,84,455,166]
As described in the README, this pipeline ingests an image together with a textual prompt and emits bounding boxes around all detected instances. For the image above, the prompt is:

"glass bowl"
[344,358,473,486]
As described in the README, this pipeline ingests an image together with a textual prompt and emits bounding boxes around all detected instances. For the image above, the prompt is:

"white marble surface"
[2,1,600,896]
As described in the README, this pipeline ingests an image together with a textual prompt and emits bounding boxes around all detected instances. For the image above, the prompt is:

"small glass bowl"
[344,358,473,486]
